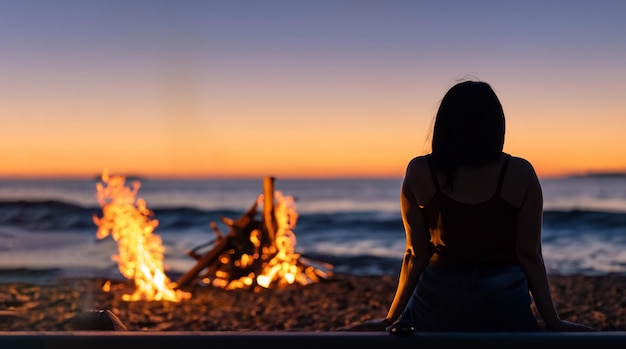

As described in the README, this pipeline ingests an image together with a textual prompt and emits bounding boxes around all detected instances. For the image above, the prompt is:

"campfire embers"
[174,177,333,291]
[93,170,191,302]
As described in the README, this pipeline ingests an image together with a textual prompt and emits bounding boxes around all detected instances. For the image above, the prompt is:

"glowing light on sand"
[93,169,190,302]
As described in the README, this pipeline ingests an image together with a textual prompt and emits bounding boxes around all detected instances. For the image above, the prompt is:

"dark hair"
[431,80,505,187]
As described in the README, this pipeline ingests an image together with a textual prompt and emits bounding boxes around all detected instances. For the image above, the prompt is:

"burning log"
[174,201,262,289]
[174,177,333,290]
[262,176,277,245]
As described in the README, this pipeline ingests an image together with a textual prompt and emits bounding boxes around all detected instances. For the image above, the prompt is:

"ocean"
[0,175,625,284]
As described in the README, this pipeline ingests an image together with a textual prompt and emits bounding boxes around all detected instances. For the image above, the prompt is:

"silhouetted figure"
[383,80,595,334]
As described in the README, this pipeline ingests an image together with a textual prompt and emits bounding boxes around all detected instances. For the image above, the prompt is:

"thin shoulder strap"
[495,153,511,194]
[428,155,441,192]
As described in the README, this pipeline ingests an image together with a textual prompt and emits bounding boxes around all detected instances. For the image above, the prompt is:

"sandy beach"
[0,273,624,332]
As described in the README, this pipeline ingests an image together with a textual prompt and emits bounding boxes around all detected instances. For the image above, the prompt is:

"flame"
[93,169,190,302]
[255,191,303,288]
[213,191,332,290]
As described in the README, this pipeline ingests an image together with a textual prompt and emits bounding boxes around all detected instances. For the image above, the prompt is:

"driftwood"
[174,177,330,290]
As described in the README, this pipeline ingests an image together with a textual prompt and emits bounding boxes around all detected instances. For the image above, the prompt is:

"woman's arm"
[514,160,595,331]
[385,162,434,325]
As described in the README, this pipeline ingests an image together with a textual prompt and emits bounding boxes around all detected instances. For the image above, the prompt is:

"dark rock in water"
[70,309,127,331]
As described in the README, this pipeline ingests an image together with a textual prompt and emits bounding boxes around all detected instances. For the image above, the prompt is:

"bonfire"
[175,177,333,291]
[93,170,190,302]
[93,172,332,301]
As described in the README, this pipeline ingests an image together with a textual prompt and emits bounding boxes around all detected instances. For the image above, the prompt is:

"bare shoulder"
[403,155,436,206]
[405,155,431,177]
[506,156,540,182]
[501,155,541,207]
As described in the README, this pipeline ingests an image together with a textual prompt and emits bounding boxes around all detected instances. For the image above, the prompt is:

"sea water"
[0,175,624,282]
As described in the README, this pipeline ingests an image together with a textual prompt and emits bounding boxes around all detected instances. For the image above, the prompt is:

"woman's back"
[406,153,539,211]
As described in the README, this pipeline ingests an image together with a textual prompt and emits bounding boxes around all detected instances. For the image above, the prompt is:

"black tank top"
[425,154,520,265]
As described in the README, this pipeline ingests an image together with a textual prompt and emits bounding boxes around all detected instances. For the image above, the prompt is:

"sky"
[1,0,625,179]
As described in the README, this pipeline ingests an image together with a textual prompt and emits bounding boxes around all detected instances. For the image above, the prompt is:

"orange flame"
[212,191,332,290]
[93,170,190,302]
[256,191,305,288]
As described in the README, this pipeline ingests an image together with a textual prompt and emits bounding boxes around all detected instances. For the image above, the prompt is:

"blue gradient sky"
[1,1,625,178]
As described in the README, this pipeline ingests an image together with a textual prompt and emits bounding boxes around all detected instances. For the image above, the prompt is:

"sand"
[0,273,623,332]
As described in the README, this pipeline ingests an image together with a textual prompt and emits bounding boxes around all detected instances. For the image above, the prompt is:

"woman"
[383,80,594,333]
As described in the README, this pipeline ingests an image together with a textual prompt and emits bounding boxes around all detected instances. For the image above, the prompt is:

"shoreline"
[0,273,624,331]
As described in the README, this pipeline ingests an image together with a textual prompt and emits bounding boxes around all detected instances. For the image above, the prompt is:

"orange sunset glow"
[1,2,625,180]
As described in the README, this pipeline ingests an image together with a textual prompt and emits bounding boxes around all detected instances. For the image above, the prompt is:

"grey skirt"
[399,263,539,332]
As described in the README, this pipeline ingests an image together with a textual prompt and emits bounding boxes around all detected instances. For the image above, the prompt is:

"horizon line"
[1,171,625,181]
